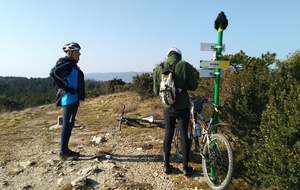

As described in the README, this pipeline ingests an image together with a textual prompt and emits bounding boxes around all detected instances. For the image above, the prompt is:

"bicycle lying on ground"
[114,104,165,131]
[174,96,234,190]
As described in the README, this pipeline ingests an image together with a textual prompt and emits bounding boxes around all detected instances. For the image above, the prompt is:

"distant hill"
[85,71,149,83]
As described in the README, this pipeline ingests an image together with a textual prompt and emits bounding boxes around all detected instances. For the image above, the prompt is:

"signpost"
[213,11,228,132]
[199,12,228,179]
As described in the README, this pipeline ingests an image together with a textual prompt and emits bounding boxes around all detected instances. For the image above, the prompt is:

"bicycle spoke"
[174,126,183,159]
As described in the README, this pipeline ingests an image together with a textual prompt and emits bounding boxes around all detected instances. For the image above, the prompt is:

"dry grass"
[0,92,163,162]
[76,92,163,130]
[0,91,246,189]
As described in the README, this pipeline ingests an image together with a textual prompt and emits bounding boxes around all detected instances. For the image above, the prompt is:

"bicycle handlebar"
[189,95,224,110]
[206,100,224,110]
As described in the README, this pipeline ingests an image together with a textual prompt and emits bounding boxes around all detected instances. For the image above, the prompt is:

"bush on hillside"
[131,73,154,100]
[244,51,300,189]
[105,78,126,94]
[224,51,300,189]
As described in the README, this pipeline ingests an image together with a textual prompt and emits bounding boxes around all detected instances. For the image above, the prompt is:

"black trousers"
[60,101,79,154]
[163,107,190,171]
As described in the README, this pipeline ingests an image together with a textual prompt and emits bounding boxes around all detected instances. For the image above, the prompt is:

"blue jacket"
[50,57,85,106]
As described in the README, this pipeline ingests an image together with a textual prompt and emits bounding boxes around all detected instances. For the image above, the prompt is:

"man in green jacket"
[153,47,199,178]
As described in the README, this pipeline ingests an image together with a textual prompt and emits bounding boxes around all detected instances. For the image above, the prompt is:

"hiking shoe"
[59,150,80,160]
[183,166,196,179]
[163,164,174,175]
[68,149,80,156]
[59,154,78,160]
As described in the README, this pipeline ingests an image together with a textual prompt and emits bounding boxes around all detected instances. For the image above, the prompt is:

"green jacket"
[153,56,199,110]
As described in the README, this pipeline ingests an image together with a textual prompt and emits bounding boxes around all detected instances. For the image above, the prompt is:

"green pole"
[213,11,228,133]
[210,11,228,178]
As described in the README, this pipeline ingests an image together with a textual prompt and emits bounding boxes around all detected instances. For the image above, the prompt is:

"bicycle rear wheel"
[174,125,183,159]
[174,125,194,159]
[202,133,233,190]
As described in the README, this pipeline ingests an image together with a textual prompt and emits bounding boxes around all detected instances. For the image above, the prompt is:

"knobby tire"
[202,133,233,190]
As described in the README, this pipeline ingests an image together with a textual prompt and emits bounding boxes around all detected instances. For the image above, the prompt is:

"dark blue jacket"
[50,57,85,106]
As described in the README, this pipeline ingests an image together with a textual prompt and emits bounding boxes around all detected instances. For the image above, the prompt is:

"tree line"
[1,50,299,189]
[0,73,153,112]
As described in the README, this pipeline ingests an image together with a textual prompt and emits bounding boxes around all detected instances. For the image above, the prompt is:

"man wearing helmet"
[153,47,199,178]
[50,42,85,160]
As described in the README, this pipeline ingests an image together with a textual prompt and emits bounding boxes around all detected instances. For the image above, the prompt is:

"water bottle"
[194,123,201,137]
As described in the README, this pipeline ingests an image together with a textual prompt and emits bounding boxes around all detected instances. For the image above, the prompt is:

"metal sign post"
[209,11,228,179]
[213,11,228,133]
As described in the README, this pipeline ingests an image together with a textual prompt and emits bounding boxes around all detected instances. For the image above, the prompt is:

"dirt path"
[0,93,211,190]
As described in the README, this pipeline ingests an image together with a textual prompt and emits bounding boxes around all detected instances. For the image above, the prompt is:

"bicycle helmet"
[62,42,81,52]
[167,47,182,58]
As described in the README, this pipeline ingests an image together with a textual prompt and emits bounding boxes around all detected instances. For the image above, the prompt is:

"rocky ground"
[0,92,229,190]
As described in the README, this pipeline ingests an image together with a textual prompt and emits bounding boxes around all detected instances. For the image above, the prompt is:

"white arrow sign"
[199,69,222,78]
[200,43,225,52]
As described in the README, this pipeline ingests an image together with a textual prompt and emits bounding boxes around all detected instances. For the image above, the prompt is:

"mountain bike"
[114,104,165,131]
[174,96,233,190]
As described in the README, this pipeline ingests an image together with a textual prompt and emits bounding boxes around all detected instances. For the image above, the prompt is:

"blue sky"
[0,0,299,78]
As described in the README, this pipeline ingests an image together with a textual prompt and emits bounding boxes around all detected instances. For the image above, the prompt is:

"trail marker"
[200,60,230,69]
[199,69,222,78]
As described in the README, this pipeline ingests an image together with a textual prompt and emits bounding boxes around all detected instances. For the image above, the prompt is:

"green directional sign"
[200,60,230,69]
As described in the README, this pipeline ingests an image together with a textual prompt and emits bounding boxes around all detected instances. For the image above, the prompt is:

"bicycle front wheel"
[202,133,233,190]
